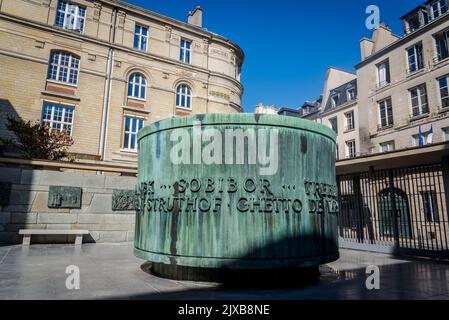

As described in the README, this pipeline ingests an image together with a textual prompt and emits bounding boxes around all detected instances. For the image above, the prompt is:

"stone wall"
[0,164,137,244]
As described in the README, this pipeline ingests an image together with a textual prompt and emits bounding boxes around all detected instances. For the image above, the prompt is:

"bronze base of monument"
[135,115,339,275]
[142,262,320,287]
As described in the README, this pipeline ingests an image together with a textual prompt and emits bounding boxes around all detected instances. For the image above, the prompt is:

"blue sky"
[126,0,424,112]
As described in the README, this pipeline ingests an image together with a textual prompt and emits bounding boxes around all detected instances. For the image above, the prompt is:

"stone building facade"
[356,2,449,155]
[0,0,244,164]
[320,76,359,160]
[265,0,449,160]
[258,67,360,161]
[330,1,449,158]
[301,68,361,160]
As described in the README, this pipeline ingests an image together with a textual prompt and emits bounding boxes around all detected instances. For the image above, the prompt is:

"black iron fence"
[337,159,449,259]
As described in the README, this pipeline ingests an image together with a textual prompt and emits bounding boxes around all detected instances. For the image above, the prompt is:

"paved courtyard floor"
[0,243,448,300]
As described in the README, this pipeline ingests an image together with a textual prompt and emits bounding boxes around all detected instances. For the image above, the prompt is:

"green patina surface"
[134,114,339,270]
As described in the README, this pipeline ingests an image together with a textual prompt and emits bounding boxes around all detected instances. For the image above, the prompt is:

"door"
[378,188,412,239]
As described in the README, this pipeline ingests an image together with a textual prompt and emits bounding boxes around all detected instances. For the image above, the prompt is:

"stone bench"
[18,229,89,246]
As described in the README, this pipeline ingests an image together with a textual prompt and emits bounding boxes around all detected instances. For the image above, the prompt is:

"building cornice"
[320,100,358,117]
[336,142,449,175]
[0,12,243,93]
[356,12,449,69]
[399,5,427,20]
[102,0,245,62]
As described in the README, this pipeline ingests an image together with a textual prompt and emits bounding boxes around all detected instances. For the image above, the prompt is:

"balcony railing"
[345,152,358,160]
[429,7,448,22]
[439,105,449,113]
[404,25,422,35]
[376,81,390,90]
[407,66,425,76]
[410,110,430,121]
[377,123,394,131]
[433,55,449,65]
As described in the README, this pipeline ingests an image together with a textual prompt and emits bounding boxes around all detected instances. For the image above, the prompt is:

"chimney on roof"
[371,22,399,53]
[360,22,400,60]
[360,38,374,61]
[188,6,203,28]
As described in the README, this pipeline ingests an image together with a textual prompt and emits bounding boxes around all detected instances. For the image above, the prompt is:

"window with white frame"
[421,191,440,223]
[180,39,191,64]
[379,98,394,128]
[329,117,338,134]
[47,51,80,85]
[434,30,449,61]
[331,94,339,108]
[55,0,86,32]
[128,73,147,100]
[41,102,74,135]
[123,116,144,151]
[380,141,395,153]
[412,131,430,146]
[443,127,449,141]
[405,13,422,33]
[429,0,448,20]
[133,24,148,51]
[344,111,355,131]
[441,75,449,103]
[438,74,449,109]
[345,140,356,159]
[376,60,390,89]
[407,43,424,73]
[176,84,192,110]
[347,88,356,101]
[410,84,429,117]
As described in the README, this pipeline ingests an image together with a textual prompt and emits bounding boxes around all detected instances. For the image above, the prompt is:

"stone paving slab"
[0,243,448,300]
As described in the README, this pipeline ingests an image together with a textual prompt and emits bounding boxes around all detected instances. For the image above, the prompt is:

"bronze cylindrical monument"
[134,114,339,282]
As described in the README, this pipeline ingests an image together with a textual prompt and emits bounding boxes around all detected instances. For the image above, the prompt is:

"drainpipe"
[99,8,117,161]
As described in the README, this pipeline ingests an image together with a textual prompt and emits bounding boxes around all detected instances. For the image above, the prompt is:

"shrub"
[0,116,74,160]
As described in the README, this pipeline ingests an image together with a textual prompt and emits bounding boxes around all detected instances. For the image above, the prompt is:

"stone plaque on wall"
[0,182,11,207]
[112,190,136,211]
[48,186,82,209]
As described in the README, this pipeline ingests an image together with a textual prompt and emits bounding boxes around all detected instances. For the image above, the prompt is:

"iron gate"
[337,162,449,258]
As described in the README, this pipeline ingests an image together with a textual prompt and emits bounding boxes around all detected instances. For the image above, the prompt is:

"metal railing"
[433,55,449,64]
[406,66,425,76]
[377,123,394,131]
[376,81,390,90]
[337,161,449,258]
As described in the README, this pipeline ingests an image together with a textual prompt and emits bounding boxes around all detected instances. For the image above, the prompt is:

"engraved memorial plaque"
[48,186,82,209]
[112,190,137,211]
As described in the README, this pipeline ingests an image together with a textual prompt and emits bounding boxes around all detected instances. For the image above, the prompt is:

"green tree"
[0,116,74,160]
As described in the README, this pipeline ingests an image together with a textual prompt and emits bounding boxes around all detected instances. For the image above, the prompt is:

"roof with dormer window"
[400,5,427,20]
[323,79,357,113]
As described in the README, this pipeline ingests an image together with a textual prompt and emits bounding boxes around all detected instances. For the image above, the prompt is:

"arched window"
[47,51,80,85]
[176,84,192,110]
[128,73,147,100]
